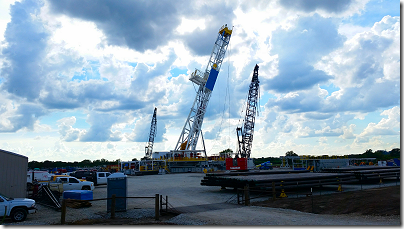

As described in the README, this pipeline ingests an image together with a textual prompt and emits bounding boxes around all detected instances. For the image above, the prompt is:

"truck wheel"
[82,186,91,190]
[10,208,27,222]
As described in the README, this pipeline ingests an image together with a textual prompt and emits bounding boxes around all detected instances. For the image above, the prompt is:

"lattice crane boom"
[145,107,157,159]
[237,64,260,159]
[174,25,232,155]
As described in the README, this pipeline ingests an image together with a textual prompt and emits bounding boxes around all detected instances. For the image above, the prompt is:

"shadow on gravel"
[173,202,241,213]
[65,212,180,225]
[252,185,400,216]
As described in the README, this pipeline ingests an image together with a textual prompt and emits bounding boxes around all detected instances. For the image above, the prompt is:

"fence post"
[160,195,163,213]
[311,188,314,213]
[272,182,276,200]
[2,206,7,225]
[155,194,160,220]
[166,196,168,212]
[61,199,66,225]
[237,188,240,204]
[319,180,321,196]
[111,194,116,219]
[244,185,250,206]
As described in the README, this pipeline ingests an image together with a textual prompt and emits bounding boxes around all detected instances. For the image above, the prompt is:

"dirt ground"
[67,185,400,225]
[66,212,179,225]
[252,185,400,216]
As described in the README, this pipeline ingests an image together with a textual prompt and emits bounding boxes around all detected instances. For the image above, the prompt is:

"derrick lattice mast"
[174,25,232,155]
[237,64,260,158]
[145,107,157,159]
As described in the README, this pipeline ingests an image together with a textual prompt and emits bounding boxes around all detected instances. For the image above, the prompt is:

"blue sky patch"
[342,0,399,27]
[40,111,90,129]
[72,61,101,82]
[169,67,188,80]
[320,83,340,97]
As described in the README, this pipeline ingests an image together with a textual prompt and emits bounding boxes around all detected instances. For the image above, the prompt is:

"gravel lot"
[2,172,400,226]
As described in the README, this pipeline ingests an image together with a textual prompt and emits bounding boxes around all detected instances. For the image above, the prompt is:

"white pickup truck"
[0,193,37,222]
[49,176,94,193]
[94,172,111,185]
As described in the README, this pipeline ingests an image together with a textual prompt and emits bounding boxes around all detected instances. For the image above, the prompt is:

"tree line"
[28,158,121,170]
[29,148,400,169]
[254,148,400,165]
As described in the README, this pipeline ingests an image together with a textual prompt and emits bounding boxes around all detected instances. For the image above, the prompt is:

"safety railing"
[60,194,168,225]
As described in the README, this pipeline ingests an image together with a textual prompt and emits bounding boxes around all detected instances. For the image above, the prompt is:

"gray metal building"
[0,149,28,198]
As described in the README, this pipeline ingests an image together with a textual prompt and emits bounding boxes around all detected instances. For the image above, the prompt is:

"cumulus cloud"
[47,0,181,52]
[47,0,236,56]
[316,15,400,113]
[340,124,356,140]
[0,103,47,132]
[126,108,166,143]
[79,112,125,142]
[1,0,49,100]
[278,0,369,17]
[359,106,400,137]
[266,14,345,93]
[0,0,398,161]
[57,116,83,141]
[279,0,352,13]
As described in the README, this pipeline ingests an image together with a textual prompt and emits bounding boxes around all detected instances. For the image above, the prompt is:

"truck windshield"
[0,193,13,201]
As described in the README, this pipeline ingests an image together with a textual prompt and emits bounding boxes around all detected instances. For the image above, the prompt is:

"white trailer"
[27,171,50,190]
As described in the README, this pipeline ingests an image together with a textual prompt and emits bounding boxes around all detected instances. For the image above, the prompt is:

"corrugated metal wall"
[0,149,28,198]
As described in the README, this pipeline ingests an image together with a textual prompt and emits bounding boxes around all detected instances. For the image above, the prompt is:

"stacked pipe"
[322,166,400,181]
[201,171,356,190]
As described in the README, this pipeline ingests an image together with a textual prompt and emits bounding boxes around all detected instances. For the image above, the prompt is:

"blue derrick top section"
[205,68,219,91]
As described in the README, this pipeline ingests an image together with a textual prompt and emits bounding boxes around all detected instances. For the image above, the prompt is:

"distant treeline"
[28,148,400,169]
[254,148,400,165]
[28,158,121,170]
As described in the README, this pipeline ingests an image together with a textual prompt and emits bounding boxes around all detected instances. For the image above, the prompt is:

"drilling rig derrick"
[171,25,232,161]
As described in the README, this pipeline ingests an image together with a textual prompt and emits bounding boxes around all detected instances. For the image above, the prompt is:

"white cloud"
[340,124,356,139]
[57,116,83,141]
[0,0,399,161]
[360,106,400,137]
[315,16,400,113]
[175,18,206,35]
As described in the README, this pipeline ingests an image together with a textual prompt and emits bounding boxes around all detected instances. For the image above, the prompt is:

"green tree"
[390,148,400,158]
[80,159,92,167]
[285,151,298,156]
[43,160,53,168]
[219,148,233,157]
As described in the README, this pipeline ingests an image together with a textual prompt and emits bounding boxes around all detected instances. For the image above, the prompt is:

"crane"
[172,25,232,160]
[145,107,157,160]
[226,64,260,170]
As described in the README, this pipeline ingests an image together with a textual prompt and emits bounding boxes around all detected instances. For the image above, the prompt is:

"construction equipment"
[145,107,157,160]
[257,161,273,170]
[226,64,260,171]
[171,25,232,160]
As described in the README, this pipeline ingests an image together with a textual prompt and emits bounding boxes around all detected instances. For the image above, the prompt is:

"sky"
[0,0,400,162]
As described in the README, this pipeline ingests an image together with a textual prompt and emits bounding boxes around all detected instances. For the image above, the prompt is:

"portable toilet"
[107,172,127,212]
